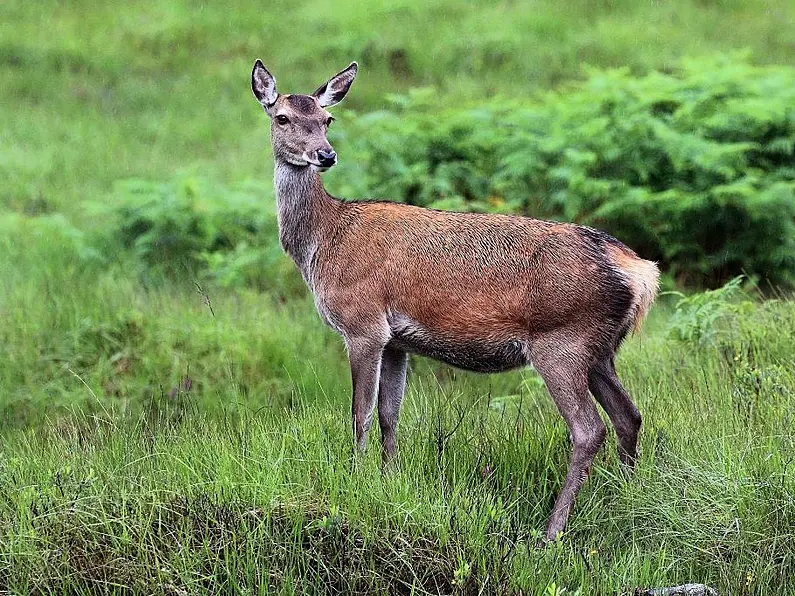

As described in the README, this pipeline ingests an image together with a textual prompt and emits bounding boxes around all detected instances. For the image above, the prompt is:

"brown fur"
[252,60,660,540]
[323,204,612,340]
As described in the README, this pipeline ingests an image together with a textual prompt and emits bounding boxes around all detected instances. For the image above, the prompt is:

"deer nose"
[317,149,337,167]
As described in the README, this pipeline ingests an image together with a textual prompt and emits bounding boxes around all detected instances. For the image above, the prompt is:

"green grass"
[2,295,795,593]
[2,220,795,593]
[0,218,348,427]
[3,0,795,221]
[3,0,795,593]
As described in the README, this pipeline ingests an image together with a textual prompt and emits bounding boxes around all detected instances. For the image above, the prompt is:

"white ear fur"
[312,62,358,108]
[252,60,278,108]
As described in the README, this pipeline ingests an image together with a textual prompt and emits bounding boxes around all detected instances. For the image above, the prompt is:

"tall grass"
[3,338,795,593]
[2,235,795,592]
[0,217,349,428]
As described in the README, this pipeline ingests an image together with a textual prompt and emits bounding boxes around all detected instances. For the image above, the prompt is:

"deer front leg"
[347,338,385,452]
[378,346,408,467]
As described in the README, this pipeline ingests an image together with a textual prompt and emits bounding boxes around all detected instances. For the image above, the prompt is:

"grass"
[2,225,795,592]
[1,316,794,593]
[3,0,795,593]
[3,0,795,222]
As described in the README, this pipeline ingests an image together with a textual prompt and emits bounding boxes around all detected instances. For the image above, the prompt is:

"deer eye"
[275,114,290,125]
[326,116,334,127]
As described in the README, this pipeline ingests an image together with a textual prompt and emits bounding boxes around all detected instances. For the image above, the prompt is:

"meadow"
[2,0,795,593]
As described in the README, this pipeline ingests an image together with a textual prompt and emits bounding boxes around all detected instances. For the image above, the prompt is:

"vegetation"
[2,272,795,593]
[4,0,795,220]
[2,0,795,593]
[333,58,795,287]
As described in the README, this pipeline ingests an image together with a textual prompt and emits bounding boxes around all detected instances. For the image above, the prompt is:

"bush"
[102,177,304,296]
[665,276,752,345]
[331,56,795,288]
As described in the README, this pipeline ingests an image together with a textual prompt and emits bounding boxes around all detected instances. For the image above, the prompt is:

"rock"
[638,584,719,596]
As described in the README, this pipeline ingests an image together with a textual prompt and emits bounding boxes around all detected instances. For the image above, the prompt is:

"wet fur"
[311,190,645,370]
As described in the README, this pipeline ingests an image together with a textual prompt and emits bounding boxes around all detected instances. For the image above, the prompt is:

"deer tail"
[608,244,660,334]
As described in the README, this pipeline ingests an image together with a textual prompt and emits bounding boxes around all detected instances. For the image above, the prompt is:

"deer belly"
[387,313,529,373]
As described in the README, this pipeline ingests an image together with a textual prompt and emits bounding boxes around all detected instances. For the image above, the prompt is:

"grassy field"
[3,0,795,220]
[2,0,795,593]
[2,269,795,593]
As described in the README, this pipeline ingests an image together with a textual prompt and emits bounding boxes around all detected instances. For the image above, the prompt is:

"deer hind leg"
[532,344,606,541]
[378,346,408,468]
[588,357,641,468]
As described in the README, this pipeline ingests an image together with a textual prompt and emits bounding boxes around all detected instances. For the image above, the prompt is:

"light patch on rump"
[386,311,530,373]
[607,244,660,333]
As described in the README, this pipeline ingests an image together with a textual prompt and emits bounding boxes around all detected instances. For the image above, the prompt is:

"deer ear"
[312,62,358,108]
[252,60,277,109]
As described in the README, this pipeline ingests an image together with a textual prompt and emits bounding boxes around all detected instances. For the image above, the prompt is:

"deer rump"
[315,202,657,372]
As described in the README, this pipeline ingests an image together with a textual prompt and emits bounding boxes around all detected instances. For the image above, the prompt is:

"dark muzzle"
[317,149,337,168]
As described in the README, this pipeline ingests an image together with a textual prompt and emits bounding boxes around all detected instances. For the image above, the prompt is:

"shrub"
[331,56,795,288]
[102,177,304,296]
[665,276,752,345]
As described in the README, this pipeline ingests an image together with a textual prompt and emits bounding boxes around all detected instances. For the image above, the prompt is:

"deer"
[251,60,660,540]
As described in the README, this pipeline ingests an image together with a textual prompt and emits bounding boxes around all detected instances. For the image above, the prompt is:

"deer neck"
[273,161,337,280]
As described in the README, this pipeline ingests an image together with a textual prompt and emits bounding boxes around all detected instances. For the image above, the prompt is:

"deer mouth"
[304,158,335,173]
[301,153,335,172]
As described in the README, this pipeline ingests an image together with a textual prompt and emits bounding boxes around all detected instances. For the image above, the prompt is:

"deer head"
[251,60,357,172]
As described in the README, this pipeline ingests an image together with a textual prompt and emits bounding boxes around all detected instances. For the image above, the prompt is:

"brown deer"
[251,60,659,540]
